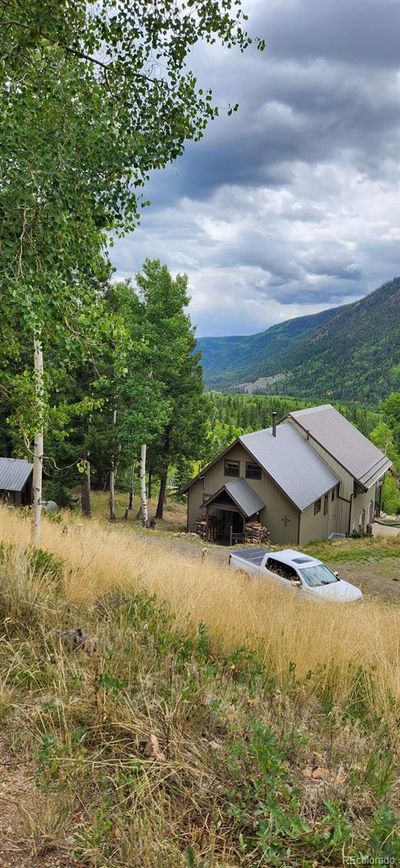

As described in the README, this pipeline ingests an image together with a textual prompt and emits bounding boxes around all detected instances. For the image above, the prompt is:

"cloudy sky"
[111,0,400,336]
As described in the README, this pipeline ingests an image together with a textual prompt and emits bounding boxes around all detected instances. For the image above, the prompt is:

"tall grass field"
[0,506,399,866]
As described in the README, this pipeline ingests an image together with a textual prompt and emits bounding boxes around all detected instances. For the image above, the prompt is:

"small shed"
[0,458,33,506]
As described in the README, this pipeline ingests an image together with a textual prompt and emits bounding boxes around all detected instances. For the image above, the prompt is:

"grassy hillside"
[198,306,345,389]
[0,509,400,865]
[199,278,400,402]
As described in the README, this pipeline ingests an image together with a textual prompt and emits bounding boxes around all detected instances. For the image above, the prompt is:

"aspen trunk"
[81,462,91,518]
[109,409,117,521]
[155,469,168,520]
[109,462,116,520]
[31,335,44,545]
[140,444,149,526]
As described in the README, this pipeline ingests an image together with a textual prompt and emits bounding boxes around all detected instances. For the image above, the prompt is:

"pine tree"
[136,261,206,520]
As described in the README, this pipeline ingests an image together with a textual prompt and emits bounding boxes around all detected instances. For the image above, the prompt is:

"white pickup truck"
[229,548,363,602]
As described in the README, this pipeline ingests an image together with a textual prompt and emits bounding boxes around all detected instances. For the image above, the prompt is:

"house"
[283,404,392,537]
[0,458,33,507]
[183,405,392,546]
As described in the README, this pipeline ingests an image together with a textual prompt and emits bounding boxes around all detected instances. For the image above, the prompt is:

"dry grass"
[0,510,400,865]
[87,489,187,532]
[1,507,400,717]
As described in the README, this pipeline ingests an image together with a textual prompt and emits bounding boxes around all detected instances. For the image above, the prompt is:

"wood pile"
[244,521,270,545]
[195,517,208,540]
[195,515,219,542]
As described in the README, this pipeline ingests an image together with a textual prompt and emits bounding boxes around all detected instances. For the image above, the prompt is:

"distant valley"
[198,277,400,402]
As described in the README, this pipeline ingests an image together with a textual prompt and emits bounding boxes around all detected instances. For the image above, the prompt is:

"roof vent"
[272,412,277,438]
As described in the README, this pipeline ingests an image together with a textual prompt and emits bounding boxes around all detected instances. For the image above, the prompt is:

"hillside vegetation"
[199,278,400,401]
[0,509,400,865]
[197,307,343,390]
[283,277,400,401]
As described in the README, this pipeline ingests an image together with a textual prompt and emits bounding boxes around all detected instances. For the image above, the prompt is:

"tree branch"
[65,46,165,89]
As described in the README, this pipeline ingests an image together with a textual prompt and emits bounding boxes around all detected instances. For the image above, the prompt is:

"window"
[300,564,338,588]
[314,498,321,515]
[324,493,329,515]
[331,488,335,502]
[266,558,300,582]
[224,459,240,477]
[245,462,262,480]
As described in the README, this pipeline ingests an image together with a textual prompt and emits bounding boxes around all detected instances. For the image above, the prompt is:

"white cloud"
[110,0,400,336]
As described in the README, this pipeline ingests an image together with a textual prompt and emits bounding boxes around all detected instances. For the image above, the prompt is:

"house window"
[324,493,329,515]
[246,462,262,480]
[331,488,335,502]
[224,459,240,477]
[314,498,321,515]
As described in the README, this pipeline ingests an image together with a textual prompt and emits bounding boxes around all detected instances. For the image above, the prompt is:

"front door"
[221,510,244,543]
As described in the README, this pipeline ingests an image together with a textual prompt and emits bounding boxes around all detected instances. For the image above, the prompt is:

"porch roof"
[201,477,265,518]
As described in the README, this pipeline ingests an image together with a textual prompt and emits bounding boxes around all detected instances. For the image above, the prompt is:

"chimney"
[272,412,277,438]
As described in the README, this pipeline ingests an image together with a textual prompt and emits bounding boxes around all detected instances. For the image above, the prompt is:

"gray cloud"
[111,0,400,335]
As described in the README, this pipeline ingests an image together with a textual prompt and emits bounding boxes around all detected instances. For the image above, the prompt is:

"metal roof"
[240,425,339,511]
[202,478,265,518]
[224,478,265,517]
[288,405,392,489]
[0,458,33,492]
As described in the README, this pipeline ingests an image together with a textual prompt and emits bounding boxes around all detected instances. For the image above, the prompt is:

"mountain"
[198,277,400,402]
[198,306,345,389]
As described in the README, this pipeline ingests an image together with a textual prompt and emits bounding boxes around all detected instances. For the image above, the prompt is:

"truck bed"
[231,547,269,567]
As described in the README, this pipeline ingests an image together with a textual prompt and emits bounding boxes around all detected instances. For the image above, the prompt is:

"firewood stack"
[244,521,270,545]
[195,517,208,540]
[195,515,219,542]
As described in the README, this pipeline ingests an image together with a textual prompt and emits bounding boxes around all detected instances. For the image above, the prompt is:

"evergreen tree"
[136,260,206,520]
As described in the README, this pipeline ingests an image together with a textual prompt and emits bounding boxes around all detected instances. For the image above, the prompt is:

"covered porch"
[200,478,265,544]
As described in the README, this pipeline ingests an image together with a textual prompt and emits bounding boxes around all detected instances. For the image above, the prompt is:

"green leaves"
[0,1,261,481]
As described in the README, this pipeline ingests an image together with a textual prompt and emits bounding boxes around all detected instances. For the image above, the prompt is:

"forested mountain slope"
[198,306,345,388]
[199,278,400,402]
[281,277,400,402]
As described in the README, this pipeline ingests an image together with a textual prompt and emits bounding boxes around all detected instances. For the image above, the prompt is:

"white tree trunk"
[109,408,117,521]
[140,444,149,526]
[32,335,44,545]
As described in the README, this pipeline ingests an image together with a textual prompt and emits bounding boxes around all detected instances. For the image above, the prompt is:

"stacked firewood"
[244,521,270,544]
[195,517,208,540]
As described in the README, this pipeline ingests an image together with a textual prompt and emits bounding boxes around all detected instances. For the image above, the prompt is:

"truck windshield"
[299,564,338,587]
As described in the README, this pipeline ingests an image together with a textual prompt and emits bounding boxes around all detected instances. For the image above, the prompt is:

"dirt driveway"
[333,558,400,602]
[372,521,400,538]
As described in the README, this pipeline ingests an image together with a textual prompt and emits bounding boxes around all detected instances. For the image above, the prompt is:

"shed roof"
[0,458,33,492]
[287,405,392,489]
[202,478,265,518]
[240,425,339,511]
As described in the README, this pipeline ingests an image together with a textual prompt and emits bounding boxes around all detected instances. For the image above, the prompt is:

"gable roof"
[202,478,265,518]
[287,405,392,489]
[0,458,33,492]
[240,425,339,511]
